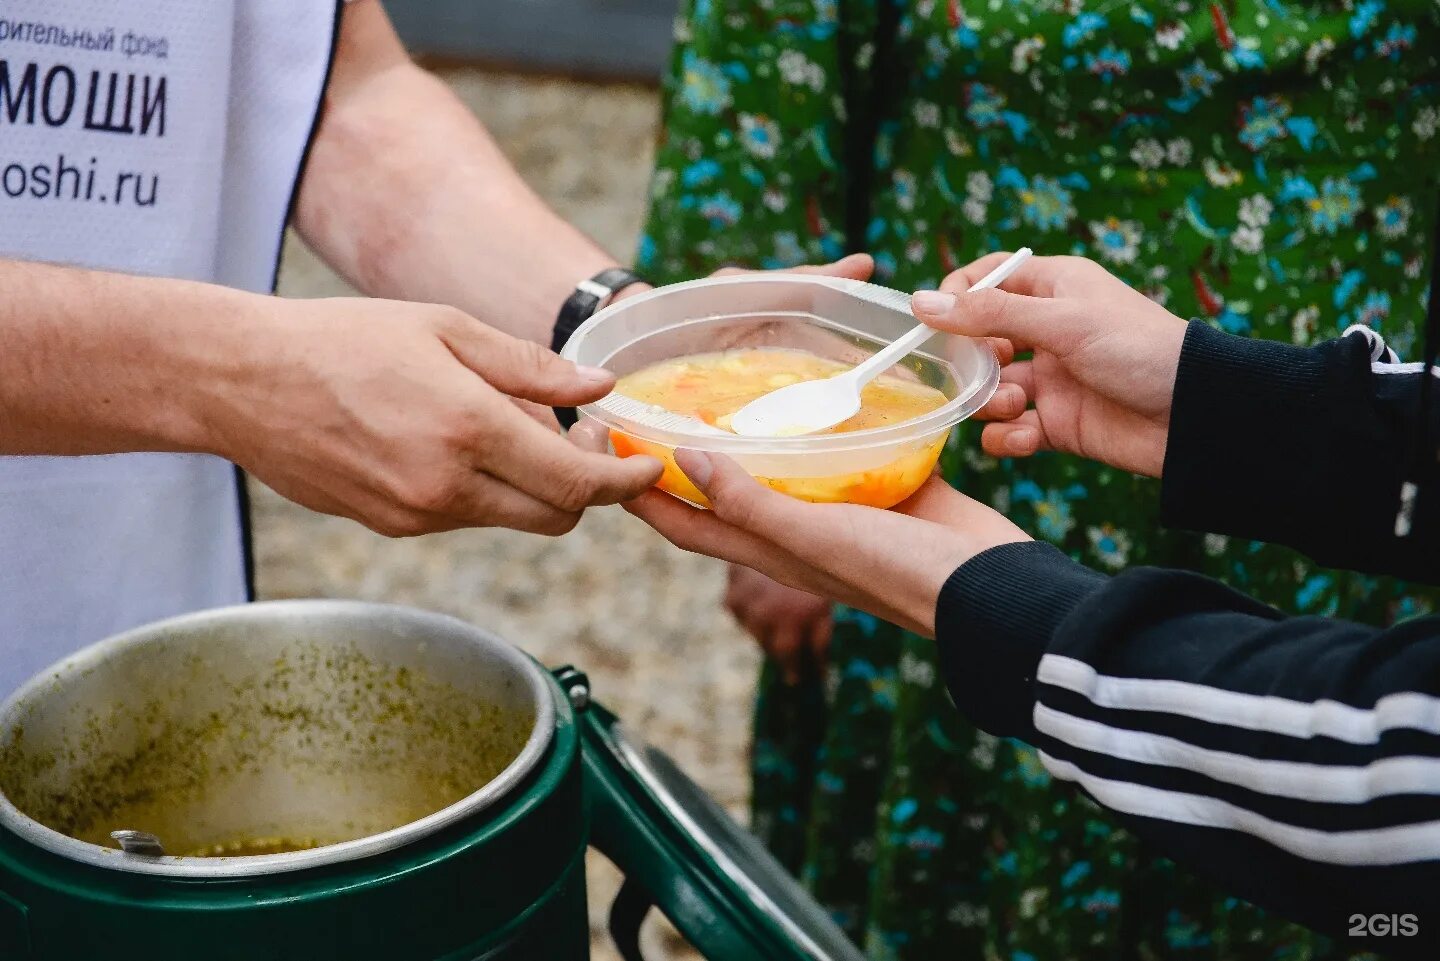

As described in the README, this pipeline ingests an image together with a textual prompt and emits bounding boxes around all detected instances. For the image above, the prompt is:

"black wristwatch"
[552,268,647,427]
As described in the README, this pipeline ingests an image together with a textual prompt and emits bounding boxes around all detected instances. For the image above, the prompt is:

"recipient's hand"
[911,254,1188,477]
[726,565,833,685]
[209,297,662,536]
[575,426,1030,638]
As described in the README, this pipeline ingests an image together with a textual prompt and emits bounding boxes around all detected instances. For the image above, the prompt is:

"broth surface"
[614,349,948,433]
[0,644,534,857]
[185,837,323,858]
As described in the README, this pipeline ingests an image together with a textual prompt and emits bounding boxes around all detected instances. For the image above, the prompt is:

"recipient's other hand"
[578,426,1030,638]
[209,297,663,537]
[912,254,1188,478]
[704,253,1024,421]
[726,565,833,686]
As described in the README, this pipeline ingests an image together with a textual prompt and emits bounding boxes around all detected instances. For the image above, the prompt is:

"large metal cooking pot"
[0,601,865,961]
[0,600,587,960]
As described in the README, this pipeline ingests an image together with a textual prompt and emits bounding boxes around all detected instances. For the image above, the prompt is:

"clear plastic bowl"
[561,274,1000,508]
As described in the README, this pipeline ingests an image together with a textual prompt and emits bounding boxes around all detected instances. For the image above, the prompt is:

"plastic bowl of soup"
[560,274,1000,509]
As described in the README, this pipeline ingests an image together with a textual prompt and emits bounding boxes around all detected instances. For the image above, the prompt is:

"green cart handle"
[0,888,31,960]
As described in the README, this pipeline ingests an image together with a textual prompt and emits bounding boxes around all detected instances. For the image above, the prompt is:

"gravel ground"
[266,69,757,959]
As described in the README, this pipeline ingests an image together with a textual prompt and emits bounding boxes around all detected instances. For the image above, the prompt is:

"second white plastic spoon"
[729,247,1033,438]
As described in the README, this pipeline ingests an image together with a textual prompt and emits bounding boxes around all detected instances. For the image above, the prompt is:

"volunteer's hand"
[208,297,663,537]
[581,431,1030,638]
[911,254,1188,478]
[726,566,833,685]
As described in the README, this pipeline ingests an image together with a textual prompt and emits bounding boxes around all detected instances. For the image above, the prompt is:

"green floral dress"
[639,2,1440,958]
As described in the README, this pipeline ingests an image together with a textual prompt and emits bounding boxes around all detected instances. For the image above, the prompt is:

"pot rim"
[0,599,557,878]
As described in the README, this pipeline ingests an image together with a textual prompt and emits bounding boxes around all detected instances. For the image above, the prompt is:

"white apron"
[0,0,339,695]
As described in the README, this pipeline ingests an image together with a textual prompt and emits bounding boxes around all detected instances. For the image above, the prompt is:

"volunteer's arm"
[293,0,630,343]
[913,253,1440,584]
[0,256,659,535]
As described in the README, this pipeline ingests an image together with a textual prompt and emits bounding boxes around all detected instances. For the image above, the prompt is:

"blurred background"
[385,0,677,78]
[266,3,753,958]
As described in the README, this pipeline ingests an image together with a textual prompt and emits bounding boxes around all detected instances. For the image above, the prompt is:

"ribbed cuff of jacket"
[1159,320,1335,535]
[935,541,1107,740]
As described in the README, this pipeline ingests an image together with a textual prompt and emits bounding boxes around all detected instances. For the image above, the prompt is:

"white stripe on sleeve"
[1344,324,1398,363]
[1037,655,1440,744]
[1039,752,1440,865]
[1372,360,1440,378]
[1034,703,1440,802]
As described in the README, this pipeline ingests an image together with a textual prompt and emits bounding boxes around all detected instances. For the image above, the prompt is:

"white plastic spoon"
[729,247,1033,438]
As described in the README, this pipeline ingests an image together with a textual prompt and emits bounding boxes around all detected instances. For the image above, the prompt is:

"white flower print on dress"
[913,100,941,129]
[893,170,918,211]
[738,113,781,159]
[1415,106,1439,141]
[1232,225,1264,254]
[777,50,825,92]
[1291,305,1320,344]
[1238,194,1273,228]
[1087,525,1132,570]
[1012,36,1045,73]
[1376,196,1412,239]
[1130,138,1165,169]
[944,128,971,157]
[1166,138,1193,166]
[1156,22,1187,50]
[1304,36,1335,73]
[1203,157,1244,188]
[1089,217,1141,264]
[966,170,994,202]
[963,170,991,224]
[898,651,936,687]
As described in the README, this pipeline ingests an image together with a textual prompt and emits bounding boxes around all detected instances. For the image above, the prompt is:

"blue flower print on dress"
[1238,96,1292,151]
[1060,862,1092,889]
[1376,196,1414,238]
[1170,59,1222,112]
[1308,177,1362,234]
[892,798,920,824]
[1013,480,1086,541]
[1350,0,1385,38]
[1062,12,1107,48]
[696,193,742,227]
[1357,290,1391,328]
[1374,21,1417,59]
[962,84,1030,140]
[680,50,732,115]
[1085,44,1131,82]
[681,158,722,189]
[1016,175,1077,232]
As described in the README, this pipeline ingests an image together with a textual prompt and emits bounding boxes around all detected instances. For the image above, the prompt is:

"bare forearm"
[0,258,256,456]
[294,2,618,344]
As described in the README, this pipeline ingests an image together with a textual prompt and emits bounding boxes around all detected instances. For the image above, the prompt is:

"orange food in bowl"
[609,349,950,508]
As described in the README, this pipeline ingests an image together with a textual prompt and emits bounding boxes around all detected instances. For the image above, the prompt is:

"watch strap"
[553,268,646,428]
[552,268,646,356]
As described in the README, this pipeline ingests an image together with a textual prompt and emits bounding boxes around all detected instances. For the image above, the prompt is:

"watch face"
[609,724,865,961]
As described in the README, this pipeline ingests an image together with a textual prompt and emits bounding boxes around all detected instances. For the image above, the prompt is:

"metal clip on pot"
[110,831,166,857]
